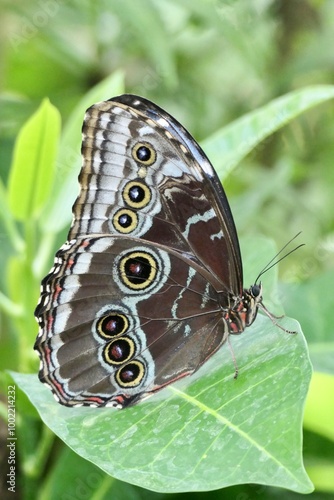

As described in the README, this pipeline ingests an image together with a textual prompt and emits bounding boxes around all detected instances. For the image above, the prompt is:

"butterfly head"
[249,282,263,301]
[239,282,263,329]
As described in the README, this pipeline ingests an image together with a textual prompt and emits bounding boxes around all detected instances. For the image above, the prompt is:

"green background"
[0,1,334,499]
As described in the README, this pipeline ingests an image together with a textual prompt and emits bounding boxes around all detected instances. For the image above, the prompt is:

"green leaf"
[14,316,312,494]
[201,85,334,179]
[8,98,61,221]
[40,70,124,233]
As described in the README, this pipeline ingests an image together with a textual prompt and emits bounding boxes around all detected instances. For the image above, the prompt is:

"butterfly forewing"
[69,95,242,294]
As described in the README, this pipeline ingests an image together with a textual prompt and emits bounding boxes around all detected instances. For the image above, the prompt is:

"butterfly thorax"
[222,283,262,335]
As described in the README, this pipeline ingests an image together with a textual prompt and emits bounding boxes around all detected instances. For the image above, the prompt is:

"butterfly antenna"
[254,232,304,284]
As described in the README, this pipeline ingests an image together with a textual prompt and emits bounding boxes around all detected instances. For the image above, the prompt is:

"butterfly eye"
[132,142,156,165]
[250,284,262,298]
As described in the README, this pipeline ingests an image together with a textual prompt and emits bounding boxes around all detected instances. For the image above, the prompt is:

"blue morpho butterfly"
[34,95,300,408]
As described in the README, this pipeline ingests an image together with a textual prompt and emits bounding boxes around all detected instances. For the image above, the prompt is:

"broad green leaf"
[14,315,312,494]
[40,70,124,233]
[8,98,61,221]
[201,85,334,180]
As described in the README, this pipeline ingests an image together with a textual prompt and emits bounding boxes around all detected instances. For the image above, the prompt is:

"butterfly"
[34,94,292,409]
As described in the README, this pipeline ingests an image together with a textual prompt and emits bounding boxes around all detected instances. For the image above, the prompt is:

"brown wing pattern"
[34,95,250,408]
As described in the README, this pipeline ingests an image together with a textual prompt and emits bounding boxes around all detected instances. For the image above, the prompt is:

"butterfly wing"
[70,95,243,296]
[35,95,245,408]
[35,236,229,407]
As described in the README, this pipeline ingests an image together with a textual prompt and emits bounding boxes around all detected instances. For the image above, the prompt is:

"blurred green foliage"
[0,1,333,499]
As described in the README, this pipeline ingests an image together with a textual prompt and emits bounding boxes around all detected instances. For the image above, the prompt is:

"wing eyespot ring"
[115,360,145,388]
[122,181,152,209]
[113,208,138,233]
[132,142,156,166]
[96,313,129,339]
[118,251,158,290]
[103,337,135,365]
